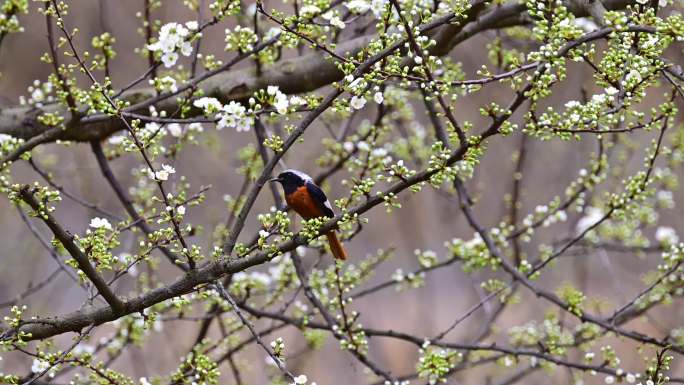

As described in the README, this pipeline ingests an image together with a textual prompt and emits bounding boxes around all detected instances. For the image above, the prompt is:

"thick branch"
[0,0,632,151]
[0,34,373,143]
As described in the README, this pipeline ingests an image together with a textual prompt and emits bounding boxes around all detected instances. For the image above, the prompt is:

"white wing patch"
[285,169,313,182]
[323,199,333,211]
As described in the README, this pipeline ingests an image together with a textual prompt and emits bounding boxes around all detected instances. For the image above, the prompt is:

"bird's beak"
[268,177,281,183]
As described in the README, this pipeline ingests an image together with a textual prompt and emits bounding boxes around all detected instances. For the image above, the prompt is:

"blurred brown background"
[1,1,683,384]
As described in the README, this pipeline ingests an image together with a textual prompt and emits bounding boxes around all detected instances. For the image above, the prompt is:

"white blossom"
[177,205,186,215]
[556,210,567,222]
[605,376,615,384]
[167,123,183,137]
[576,207,603,234]
[293,374,308,384]
[592,93,608,103]
[657,190,675,208]
[31,87,45,103]
[147,22,194,67]
[565,100,581,109]
[573,17,598,32]
[290,95,306,106]
[655,226,678,245]
[299,4,321,15]
[142,122,162,136]
[372,147,387,157]
[345,0,370,13]
[154,164,176,181]
[330,16,346,29]
[264,27,282,40]
[349,77,363,89]
[193,97,222,113]
[218,101,253,132]
[274,97,289,114]
[73,344,95,355]
[370,0,389,18]
[140,377,152,385]
[250,271,271,286]
[161,52,179,68]
[188,122,204,132]
[153,318,163,332]
[267,86,290,114]
[605,87,619,96]
[350,95,367,110]
[90,217,112,230]
[157,76,178,92]
[626,69,642,83]
[185,21,198,30]
[31,358,50,373]
[392,268,405,282]
[180,41,193,56]
[374,91,384,104]
[0,134,15,144]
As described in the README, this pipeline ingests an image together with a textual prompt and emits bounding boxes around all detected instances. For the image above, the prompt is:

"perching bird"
[269,169,348,260]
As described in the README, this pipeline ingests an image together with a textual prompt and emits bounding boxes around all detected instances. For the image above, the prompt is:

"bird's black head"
[269,169,311,194]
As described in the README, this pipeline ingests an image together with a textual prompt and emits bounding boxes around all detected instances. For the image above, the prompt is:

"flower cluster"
[576,206,603,235]
[219,102,252,132]
[194,97,253,132]
[655,226,679,246]
[0,133,20,156]
[89,217,112,230]
[224,25,258,53]
[148,164,176,181]
[147,21,198,67]
[31,358,49,373]
[267,85,289,114]
[344,0,388,18]
[19,79,55,107]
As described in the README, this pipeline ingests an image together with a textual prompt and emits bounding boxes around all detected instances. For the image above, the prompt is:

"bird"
[269,169,348,260]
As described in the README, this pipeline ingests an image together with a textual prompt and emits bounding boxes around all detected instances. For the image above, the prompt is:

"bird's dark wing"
[306,182,335,218]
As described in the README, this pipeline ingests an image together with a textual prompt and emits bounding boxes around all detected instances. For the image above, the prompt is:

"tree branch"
[16,185,125,313]
[0,0,633,155]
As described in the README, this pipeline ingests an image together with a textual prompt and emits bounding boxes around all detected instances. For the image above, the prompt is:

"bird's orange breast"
[286,186,324,219]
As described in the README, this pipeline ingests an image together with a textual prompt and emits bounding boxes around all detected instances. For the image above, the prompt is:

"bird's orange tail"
[326,231,347,260]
